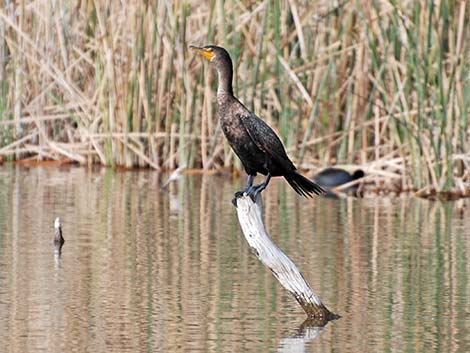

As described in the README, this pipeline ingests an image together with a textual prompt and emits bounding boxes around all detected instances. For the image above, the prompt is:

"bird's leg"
[234,174,256,201]
[242,174,256,194]
[246,173,272,200]
[245,174,255,190]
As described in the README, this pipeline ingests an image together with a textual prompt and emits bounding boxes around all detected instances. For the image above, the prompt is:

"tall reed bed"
[0,0,469,193]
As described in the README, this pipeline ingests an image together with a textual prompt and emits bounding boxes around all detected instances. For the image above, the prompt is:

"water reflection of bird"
[190,45,325,199]
[314,168,364,195]
[53,217,64,254]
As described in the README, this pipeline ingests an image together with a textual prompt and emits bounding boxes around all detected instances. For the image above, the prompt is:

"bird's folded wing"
[237,112,294,170]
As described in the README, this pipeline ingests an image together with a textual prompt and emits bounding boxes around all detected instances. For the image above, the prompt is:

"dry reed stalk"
[0,131,38,153]
[278,56,313,109]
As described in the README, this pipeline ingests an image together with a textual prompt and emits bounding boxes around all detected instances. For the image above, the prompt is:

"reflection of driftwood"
[233,193,339,326]
[276,319,326,353]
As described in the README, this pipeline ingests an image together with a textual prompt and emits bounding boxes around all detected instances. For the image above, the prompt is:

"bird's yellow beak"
[189,45,215,61]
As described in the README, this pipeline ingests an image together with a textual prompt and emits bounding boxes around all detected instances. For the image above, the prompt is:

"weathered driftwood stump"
[233,193,339,326]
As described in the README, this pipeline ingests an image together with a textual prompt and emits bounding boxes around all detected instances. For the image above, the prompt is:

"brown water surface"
[0,165,469,353]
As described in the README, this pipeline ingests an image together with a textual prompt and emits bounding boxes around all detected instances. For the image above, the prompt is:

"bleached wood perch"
[233,193,339,326]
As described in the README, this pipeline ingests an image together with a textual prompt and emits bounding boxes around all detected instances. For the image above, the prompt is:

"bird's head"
[190,45,234,95]
[189,45,231,66]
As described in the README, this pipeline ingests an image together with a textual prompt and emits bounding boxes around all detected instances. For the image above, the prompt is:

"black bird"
[314,167,365,197]
[314,168,365,189]
[190,45,325,199]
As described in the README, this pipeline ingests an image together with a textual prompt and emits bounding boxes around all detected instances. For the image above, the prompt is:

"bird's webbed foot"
[232,175,256,206]
[244,185,263,202]
[232,185,264,206]
[232,174,272,204]
[242,174,272,202]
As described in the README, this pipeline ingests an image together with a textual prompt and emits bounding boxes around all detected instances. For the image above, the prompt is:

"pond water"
[0,165,469,353]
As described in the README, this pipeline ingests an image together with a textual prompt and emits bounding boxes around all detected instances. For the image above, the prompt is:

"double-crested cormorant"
[190,45,325,198]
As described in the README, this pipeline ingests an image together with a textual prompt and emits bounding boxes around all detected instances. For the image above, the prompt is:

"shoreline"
[1,159,469,201]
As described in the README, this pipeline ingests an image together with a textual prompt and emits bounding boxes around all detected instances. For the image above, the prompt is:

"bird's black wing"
[237,111,295,171]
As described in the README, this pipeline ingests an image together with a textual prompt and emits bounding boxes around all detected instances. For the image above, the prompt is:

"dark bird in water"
[314,168,364,196]
[190,45,325,199]
[54,217,64,253]
[314,168,364,188]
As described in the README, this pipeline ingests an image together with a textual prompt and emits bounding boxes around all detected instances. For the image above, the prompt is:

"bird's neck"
[216,59,233,97]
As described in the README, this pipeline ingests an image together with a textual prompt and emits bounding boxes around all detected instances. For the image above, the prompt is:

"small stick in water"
[161,164,187,189]
[53,217,64,254]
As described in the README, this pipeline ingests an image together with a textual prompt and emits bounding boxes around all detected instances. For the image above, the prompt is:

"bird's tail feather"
[285,171,325,198]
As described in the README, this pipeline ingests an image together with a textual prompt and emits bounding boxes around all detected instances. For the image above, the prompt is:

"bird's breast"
[220,116,244,141]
